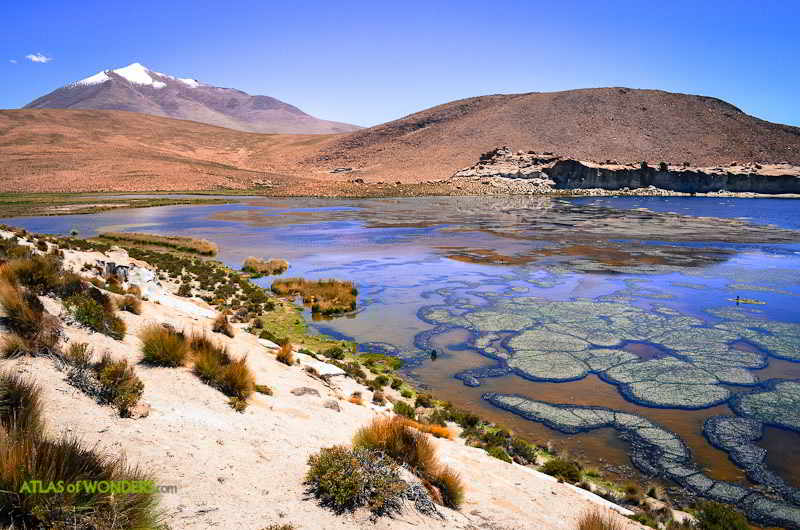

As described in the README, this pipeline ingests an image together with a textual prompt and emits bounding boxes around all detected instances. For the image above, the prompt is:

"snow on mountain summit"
[26,63,362,134]
[71,63,202,89]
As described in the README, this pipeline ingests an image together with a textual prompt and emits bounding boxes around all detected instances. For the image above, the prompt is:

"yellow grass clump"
[276,342,295,365]
[576,508,625,530]
[352,416,464,509]
[97,232,218,256]
[270,277,357,315]
[139,324,190,367]
[242,256,289,276]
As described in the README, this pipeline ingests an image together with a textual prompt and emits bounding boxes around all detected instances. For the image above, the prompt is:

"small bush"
[693,500,749,530]
[414,393,434,408]
[322,345,345,360]
[139,324,189,367]
[540,457,581,483]
[305,445,406,516]
[126,285,142,297]
[373,374,389,387]
[390,378,402,390]
[372,390,386,405]
[212,312,234,337]
[65,293,126,340]
[576,508,625,530]
[117,294,142,315]
[487,446,513,463]
[393,400,416,420]
[276,343,294,365]
[0,280,61,355]
[349,392,363,406]
[94,353,144,417]
[177,283,192,297]
[63,342,92,369]
[400,389,413,398]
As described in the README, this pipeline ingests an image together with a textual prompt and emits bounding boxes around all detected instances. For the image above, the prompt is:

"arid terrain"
[1,87,799,193]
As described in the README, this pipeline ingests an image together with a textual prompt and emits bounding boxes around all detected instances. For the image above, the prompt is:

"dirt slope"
[305,88,800,180]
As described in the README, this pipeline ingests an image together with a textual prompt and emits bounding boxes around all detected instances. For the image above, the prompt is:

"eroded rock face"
[453,148,800,194]
[484,394,800,529]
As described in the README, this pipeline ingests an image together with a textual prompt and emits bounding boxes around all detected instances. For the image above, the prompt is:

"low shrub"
[510,437,538,464]
[305,445,407,516]
[322,345,345,360]
[139,324,189,367]
[62,341,92,369]
[117,294,142,315]
[64,293,126,340]
[693,500,749,530]
[393,400,416,420]
[212,312,234,337]
[400,389,413,398]
[94,353,145,417]
[540,457,581,483]
[577,508,625,530]
[487,446,513,463]
[414,393,435,408]
[177,283,192,297]
[276,343,294,365]
[390,377,402,390]
[372,390,386,405]
[1,255,62,295]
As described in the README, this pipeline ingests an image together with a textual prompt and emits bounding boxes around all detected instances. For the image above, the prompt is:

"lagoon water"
[7,196,800,499]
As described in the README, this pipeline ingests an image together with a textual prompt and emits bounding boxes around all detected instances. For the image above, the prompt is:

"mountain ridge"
[23,63,361,134]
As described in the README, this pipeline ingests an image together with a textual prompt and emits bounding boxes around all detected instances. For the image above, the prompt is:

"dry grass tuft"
[576,508,625,530]
[242,256,289,276]
[212,312,234,337]
[190,333,254,410]
[276,343,295,365]
[271,277,357,315]
[352,416,464,509]
[0,372,42,436]
[139,324,189,367]
[117,294,142,315]
[0,372,160,528]
[98,232,218,255]
[93,353,145,417]
[348,392,363,406]
[0,279,61,355]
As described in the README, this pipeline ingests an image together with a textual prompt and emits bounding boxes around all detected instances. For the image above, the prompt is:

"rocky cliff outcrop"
[453,147,800,194]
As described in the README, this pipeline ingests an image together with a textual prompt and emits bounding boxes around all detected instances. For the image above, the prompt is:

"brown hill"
[304,87,800,180]
[24,63,360,135]
[2,87,799,192]
[0,108,333,192]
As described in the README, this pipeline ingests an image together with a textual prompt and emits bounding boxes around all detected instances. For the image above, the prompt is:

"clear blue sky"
[1,0,798,127]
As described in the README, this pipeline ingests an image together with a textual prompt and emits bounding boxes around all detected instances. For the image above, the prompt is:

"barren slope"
[304,88,800,181]
[0,109,335,192]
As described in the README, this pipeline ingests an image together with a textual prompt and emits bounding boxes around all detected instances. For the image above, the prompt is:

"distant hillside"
[304,88,800,180]
[0,109,332,192]
[24,63,360,134]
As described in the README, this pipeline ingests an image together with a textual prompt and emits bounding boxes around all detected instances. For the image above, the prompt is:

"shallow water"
[7,195,800,502]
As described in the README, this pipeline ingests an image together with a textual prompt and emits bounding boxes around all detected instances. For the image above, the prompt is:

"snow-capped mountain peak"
[26,63,362,134]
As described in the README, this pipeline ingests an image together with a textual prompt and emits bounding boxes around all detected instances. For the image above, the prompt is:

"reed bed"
[97,232,218,256]
[270,277,357,315]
